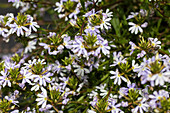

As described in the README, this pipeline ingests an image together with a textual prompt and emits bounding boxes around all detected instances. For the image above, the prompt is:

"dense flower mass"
[0,0,169,113]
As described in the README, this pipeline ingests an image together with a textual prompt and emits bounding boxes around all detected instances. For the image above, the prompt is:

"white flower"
[151,71,169,86]
[100,17,111,30]
[24,40,36,53]
[36,87,48,108]
[73,64,90,76]
[31,83,41,91]
[0,70,11,87]
[110,69,127,85]
[21,68,34,85]
[29,18,40,32]
[128,22,143,34]
[131,98,149,113]
[103,9,113,19]
[9,23,29,36]
[54,1,64,13]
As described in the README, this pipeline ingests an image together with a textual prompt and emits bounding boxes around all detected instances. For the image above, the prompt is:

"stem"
[48,99,59,112]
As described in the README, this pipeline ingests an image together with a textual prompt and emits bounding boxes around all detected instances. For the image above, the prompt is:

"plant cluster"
[0,0,169,112]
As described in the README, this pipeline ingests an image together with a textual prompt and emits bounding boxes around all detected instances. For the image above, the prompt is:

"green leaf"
[80,0,85,10]
[111,17,121,37]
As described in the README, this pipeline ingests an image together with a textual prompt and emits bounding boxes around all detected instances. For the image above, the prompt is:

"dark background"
[0,0,21,58]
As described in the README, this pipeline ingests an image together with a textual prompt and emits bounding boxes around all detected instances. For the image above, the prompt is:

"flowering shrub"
[0,0,170,112]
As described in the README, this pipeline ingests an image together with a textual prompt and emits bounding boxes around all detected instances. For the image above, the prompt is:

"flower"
[102,9,113,19]
[151,71,169,86]
[36,87,48,108]
[84,24,100,35]
[100,17,111,30]
[72,38,88,57]
[69,7,80,19]
[108,99,123,113]
[34,72,52,86]
[24,40,36,53]
[128,22,143,34]
[137,50,146,59]
[0,70,11,87]
[24,59,37,68]
[5,96,19,105]
[148,37,161,48]
[126,12,138,20]
[54,1,64,13]
[96,84,108,97]
[0,27,9,37]
[149,90,169,101]
[95,40,110,56]
[110,52,126,66]
[73,64,90,76]
[131,98,149,113]
[9,23,29,36]
[110,69,127,85]
[28,17,40,32]
[20,68,33,85]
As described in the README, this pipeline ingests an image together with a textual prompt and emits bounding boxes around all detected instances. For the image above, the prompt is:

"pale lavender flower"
[39,104,54,112]
[140,9,147,17]
[126,12,139,20]
[20,68,34,85]
[53,60,62,74]
[90,96,98,107]
[59,77,69,89]
[8,0,19,2]
[96,84,108,97]
[84,9,96,17]
[107,99,122,113]
[110,52,126,66]
[84,25,100,35]
[137,50,146,59]
[87,109,96,113]
[24,59,37,68]
[141,22,148,28]
[95,40,110,55]
[34,72,52,86]
[62,98,70,105]
[39,42,52,55]
[121,101,128,107]
[31,83,41,91]
[11,110,19,113]
[129,41,137,55]
[62,35,72,49]
[72,38,88,57]
[133,60,150,77]
[119,87,128,98]
[4,59,20,69]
